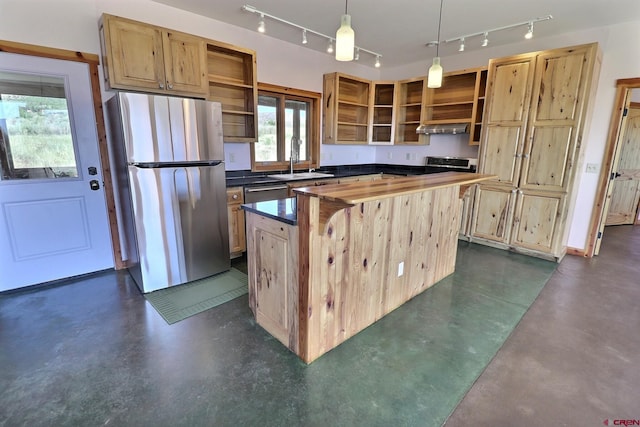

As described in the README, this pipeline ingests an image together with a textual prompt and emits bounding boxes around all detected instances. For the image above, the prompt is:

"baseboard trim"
[566,247,589,257]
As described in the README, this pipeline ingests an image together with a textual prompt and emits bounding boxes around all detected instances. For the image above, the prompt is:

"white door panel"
[0,53,113,291]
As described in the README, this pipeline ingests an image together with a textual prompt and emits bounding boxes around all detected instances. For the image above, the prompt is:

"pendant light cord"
[436,0,443,56]
[345,0,349,14]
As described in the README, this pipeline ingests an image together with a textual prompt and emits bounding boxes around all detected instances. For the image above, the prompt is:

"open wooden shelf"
[423,67,488,146]
[207,42,257,142]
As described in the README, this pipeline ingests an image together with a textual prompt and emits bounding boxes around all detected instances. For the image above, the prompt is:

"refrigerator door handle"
[131,160,224,168]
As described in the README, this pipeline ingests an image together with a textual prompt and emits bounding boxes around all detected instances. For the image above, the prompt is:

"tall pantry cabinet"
[470,43,601,261]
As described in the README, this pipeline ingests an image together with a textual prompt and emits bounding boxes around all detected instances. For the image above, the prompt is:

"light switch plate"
[586,163,599,173]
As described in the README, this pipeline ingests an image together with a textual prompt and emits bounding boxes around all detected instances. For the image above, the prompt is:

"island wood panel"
[245,212,299,352]
[299,185,460,363]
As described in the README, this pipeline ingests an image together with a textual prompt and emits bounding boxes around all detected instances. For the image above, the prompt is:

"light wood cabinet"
[100,14,259,142]
[369,82,396,145]
[245,211,298,348]
[422,67,487,145]
[394,77,427,145]
[207,42,258,142]
[227,187,246,257]
[100,14,208,97]
[323,73,371,145]
[471,43,601,261]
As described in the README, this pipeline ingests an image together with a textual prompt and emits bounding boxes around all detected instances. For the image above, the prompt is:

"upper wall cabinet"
[99,14,258,142]
[207,42,258,142]
[369,81,396,145]
[323,73,371,145]
[394,77,427,145]
[100,14,208,98]
[422,67,487,146]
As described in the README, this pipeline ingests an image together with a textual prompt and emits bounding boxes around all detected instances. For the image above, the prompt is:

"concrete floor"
[446,224,640,426]
[1,225,638,426]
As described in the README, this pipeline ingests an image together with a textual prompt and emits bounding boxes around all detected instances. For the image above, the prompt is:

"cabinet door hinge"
[623,107,628,117]
[598,231,602,239]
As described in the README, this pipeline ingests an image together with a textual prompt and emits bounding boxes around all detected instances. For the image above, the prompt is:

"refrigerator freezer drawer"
[127,164,230,292]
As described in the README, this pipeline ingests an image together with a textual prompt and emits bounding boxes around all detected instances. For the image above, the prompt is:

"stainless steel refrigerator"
[105,92,230,293]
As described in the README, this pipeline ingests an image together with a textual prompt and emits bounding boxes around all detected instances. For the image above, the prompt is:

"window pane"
[0,71,78,180]
[255,94,279,162]
[285,100,309,162]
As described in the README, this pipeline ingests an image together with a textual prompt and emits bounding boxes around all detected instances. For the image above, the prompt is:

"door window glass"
[0,71,78,180]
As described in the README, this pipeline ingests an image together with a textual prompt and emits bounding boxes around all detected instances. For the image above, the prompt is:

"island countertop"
[293,171,495,204]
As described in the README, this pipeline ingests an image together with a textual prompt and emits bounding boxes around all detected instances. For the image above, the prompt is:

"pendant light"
[428,0,444,88]
[335,0,355,61]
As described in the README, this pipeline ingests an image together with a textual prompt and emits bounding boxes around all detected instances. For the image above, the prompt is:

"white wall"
[2,1,640,251]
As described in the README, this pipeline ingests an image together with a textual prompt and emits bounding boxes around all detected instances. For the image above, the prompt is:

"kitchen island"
[243,172,494,363]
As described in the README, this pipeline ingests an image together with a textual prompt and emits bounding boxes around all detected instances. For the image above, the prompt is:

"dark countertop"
[225,163,434,188]
[241,198,297,225]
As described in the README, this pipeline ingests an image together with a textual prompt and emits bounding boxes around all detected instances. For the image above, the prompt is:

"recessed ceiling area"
[152,0,640,67]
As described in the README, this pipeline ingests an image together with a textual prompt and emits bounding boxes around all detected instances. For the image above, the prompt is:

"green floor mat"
[145,268,248,324]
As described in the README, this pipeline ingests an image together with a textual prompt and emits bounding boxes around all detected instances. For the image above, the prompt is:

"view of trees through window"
[254,92,310,165]
[0,82,77,180]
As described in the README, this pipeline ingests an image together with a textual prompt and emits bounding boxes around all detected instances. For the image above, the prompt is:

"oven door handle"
[245,185,289,193]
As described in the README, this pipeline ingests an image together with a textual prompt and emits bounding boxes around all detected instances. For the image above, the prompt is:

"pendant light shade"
[335,3,355,61]
[427,0,444,88]
[428,57,443,88]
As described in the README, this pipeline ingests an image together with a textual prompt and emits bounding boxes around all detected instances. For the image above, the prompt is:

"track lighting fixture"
[525,21,534,39]
[241,4,382,67]
[435,15,551,54]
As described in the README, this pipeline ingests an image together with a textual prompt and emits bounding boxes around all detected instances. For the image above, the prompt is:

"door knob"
[89,180,100,191]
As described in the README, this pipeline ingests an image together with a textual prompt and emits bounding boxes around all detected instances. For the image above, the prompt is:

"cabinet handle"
[232,194,239,200]
[511,189,518,194]
[167,81,173,90]
[514,153,521,158]
[158,81,164,89]
[523,154,529,159]
[519,190,523,195]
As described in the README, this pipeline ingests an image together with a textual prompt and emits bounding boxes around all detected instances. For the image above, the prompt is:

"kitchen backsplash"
[223,133,479,171]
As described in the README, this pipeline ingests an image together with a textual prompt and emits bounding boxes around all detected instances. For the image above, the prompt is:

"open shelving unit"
[323,73,371,145]
[395,78,426,145]
[422,67,487,145]
[206,42,258,142]
[369,81,395,145]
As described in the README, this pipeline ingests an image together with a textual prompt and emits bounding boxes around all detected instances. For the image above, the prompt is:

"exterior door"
[0,53,113,291]
[606,105,640,225]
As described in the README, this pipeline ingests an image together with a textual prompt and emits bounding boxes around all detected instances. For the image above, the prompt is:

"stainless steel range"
[424,156,477,174]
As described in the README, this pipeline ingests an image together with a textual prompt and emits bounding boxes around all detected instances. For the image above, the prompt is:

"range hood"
[416,123,469,135]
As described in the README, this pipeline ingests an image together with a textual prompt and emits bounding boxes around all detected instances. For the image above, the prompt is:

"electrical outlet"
[387,152,393,160]
[397,261,404,277]
[406,153,411,160]
[229,153,236,163]
[586,163,599,173]
[355,152,359,160]
[411,153,417,161]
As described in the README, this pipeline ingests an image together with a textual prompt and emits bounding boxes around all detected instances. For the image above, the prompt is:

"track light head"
[525,21,534,39]
[257,14,265,33]
[481,32,489,47]
[458,38,465,52]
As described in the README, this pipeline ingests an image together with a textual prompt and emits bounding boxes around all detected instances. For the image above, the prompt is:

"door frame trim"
[0,39,124,268]
[586,78,640,256]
